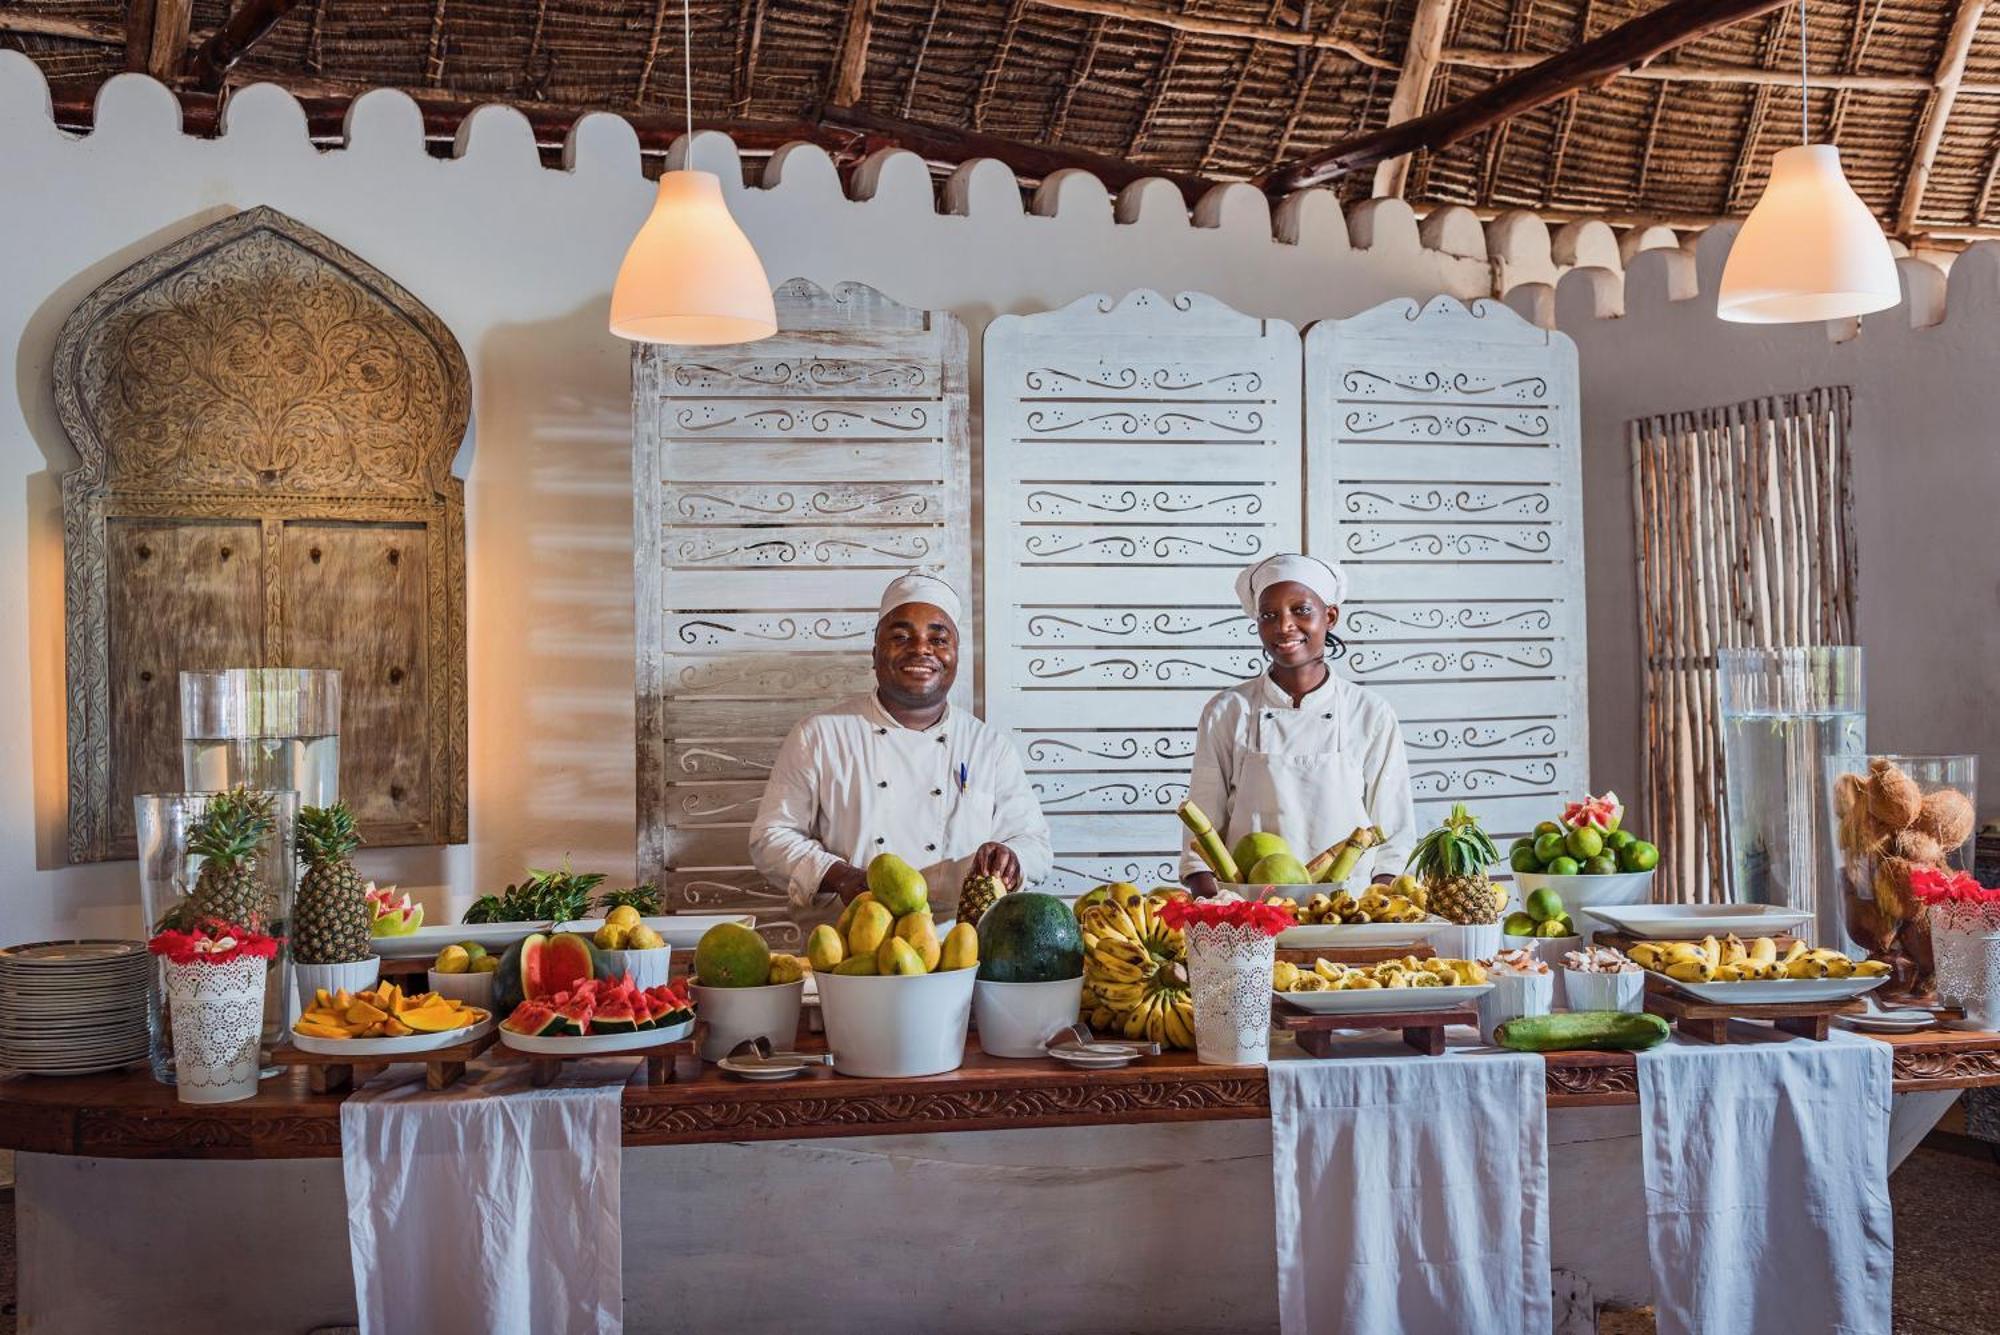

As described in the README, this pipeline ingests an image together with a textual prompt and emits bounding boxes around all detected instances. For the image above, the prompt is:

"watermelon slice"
[501,1000,563,1036]
[592,997,640,1033]
[553,992,595,1037]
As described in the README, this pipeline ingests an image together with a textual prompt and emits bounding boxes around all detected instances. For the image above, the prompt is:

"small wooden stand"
[1272,1000,1477,1056]
[516,1023,706,1089]
[1643,981,1864,1044]
[276,1028,497,1094]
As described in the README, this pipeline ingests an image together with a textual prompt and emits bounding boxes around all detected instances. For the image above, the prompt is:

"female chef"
[1181,554,1415,897]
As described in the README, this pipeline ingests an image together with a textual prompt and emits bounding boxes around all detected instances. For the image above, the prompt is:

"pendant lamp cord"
[682,0,694,149]
[1797,0,1810,144]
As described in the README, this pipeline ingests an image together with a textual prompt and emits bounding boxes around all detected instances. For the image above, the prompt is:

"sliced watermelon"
[554,993,595,1037]
[592,997,640,1034]
[501,1000,563,1036]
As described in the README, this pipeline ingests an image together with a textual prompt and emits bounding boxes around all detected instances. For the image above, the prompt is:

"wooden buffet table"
[5,1026,2000,1160]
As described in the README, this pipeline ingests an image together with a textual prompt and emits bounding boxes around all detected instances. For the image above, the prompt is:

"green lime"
[1583,854,1619,876]
[1605,829,1636,851]
[1510,836,1536,856]
[1503,911,1536,936]
[1547,856,1581,876]
[1533,832,1567,864]
[1534,820,1564,839]
[1565,825,1604,859]
[1525,887,1565,921]
[1510,846,1542,873]
[1534,918,1572,939]
[1620,841,1660,873]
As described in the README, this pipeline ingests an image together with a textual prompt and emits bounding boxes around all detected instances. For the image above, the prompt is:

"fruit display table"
[3,1027,1999,1158]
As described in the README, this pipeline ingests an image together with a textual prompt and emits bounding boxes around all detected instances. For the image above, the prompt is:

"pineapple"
[185,786,278,931]
[1407,803,1502,925]
[294,802,373,964]
[957,871,1008,927]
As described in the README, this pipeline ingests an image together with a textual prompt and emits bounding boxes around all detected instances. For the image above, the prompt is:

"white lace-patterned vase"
[1933,910,2000,1029]
[164,957,268,1104]
[1183,922,1276,1066]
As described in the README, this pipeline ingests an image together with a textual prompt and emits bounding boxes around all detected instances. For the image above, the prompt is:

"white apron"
[848,720,998,918]
[1228,695,1381,881]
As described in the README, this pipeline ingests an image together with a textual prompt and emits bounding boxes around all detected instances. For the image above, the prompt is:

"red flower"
[147,919,282,966]
[1157,897,1296,937]
[1908,866,2000,905]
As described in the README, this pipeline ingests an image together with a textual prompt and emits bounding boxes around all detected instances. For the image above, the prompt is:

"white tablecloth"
[1636,1029,1893,1335]
[1268,1037,1551,1335]
[340,1059,628,1335]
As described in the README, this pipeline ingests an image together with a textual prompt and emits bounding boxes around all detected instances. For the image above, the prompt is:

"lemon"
[434,945,470,975]
[606,905,644,930]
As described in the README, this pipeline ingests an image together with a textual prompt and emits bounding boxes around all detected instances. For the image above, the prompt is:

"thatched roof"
[7,0,1997,238]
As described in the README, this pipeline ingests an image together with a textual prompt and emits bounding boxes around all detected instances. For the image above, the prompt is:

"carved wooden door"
[56,206,471,860]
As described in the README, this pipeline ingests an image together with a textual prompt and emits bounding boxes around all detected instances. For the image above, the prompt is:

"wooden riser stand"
[276,1028,498,1094]
[503,1022,707,1088]
[1642,978,1863,1043]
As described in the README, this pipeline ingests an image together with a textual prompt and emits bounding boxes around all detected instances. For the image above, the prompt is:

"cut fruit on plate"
[497,1018,696,1055]
[291,1016,492,1057]
[1583,905,1813,939]
[1663,976,1888,1005]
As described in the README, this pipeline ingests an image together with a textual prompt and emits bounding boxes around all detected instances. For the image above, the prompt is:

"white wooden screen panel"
[1306,296,1588,848]
[634,279,970,946]
[984,291,1303,894]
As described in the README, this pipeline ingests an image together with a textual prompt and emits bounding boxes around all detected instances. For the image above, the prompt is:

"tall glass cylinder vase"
[180,669,341,807]
[1828,754,1977,1001]
[135,791,299,1083]
[1717,647,1866,949]
[1183,922,1276,1065]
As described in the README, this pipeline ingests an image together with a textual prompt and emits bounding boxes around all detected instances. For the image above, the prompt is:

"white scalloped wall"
[1513,227,2000,830]
[0,48,1974,935]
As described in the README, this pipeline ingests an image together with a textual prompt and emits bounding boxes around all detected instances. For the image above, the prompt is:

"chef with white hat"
[1181,553,1415,895]
[750,571,1052,921]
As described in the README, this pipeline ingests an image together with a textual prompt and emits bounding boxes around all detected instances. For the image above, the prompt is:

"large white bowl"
[293,957,380,1010]
[974,976,1085,1058]
[426,968,497,1010]
[597,946,672,989]
[1428,921,1503,962]
[1514,870,1656,936]
[690,979,804,1062]
[814,967,976,1077]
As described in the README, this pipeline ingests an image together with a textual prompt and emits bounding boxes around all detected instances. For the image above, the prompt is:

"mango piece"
[832,954,880,976]
[847,901,894,956]
[345,999,389,1026]
[939,921,978,972]
[893,911,941,971]
[806,924,845,971]
[883,937,927,976]
[866,853,929,916]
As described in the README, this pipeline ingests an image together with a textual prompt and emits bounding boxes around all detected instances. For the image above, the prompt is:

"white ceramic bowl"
[293,956,380,1010]
[974,976,1085,1058]
[427,968,497,1010]
[1476,970,1555,1043]
[1429,921,1503,962]
[814,966,976,1077]
[596,946,671,989]
[1514,870,1656,939]
[690,979,805,1062]
[1562,968,1646,1014]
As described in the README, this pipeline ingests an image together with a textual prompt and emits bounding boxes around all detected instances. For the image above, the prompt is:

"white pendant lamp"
[609,0,776,344]
[1717,0,1899,323]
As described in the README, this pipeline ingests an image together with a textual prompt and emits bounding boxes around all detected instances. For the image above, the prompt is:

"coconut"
[1832,771,1865,818]
[1886,828,1944,867]
[1913,787,1976,851]
[1872,855,1915,920]
[1865,759,1923,829]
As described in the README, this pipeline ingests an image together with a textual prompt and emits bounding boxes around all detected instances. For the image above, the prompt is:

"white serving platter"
[496,1016,695,1056]
[368,914,755,959]
[1273,982,1493,1016]
[291,1015,492,1057]
[1583,904,1813,939]
[1276,918,1445,949]
[1661,975,1888,1005]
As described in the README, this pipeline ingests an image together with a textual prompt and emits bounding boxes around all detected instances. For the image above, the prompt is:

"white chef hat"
[878,571,963,628]
[1235,553,1348,617]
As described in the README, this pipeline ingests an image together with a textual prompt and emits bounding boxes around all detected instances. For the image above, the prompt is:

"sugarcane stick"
[1308,825,1383,884]
[1176,800,1240,882]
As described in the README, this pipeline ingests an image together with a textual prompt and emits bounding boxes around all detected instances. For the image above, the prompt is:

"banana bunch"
[1273,955,1486,992]
[1079,886,1195,1049]
[1628,934,1891,983]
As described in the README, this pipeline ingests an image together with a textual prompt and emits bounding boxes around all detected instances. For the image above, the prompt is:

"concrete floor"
[0,1143,1992,1334]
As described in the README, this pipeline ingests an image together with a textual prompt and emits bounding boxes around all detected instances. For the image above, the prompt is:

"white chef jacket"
[1181,671,1416,882]
[749,692,1053,920]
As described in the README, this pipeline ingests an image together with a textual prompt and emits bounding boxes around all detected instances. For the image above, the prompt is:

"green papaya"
[1494,1011,1669,1052]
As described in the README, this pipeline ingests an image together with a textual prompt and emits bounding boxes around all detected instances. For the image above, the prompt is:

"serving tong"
[1045,1022,1160,1059]
[725,1036,835,1069]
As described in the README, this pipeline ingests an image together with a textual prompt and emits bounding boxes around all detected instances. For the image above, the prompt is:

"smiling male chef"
[749,572,1052,924]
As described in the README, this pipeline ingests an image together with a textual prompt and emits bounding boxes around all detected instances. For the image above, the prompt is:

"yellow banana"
[1750,937,1777,964]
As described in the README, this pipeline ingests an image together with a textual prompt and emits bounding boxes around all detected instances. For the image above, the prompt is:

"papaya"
[866,853,929,916]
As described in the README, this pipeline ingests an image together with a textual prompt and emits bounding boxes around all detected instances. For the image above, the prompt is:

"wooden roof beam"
[830,0,876,107]
[1262,0,1798,191]
[1896,0,1988,236]
[125,0,194,80]
[1031,0,1400,70]
[0,14,127,43]
[187,0,306,91]
[1372,0,1455,198]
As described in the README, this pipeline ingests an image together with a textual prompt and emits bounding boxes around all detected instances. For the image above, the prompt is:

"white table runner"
[340,1059,628,1335]
[1636,1029,1893,1335]
[1268,1037,1551,1335]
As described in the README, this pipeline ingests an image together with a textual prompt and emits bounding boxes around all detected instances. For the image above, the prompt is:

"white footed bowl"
[1515,870,1656,939]
[814,967,976,1077]
[597,946,672,989]
[1562,968,1647,1014]
[293,956,381,1010]
[1429,921,1503,962]
[974,976,1085,1058]
[690,979,805,1062]
[1476,970,1555,1044]
[426,968,496,1010]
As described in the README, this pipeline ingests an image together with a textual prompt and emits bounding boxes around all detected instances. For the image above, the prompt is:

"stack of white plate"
[0,940,150,1075]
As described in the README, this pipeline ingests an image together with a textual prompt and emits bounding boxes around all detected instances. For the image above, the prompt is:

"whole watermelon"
[976,893,1084,983]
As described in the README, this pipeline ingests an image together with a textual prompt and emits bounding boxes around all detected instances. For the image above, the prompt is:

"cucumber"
[1494,1010,1669,1052]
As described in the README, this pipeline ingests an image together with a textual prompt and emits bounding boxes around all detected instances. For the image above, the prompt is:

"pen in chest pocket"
[956,763,968,793]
